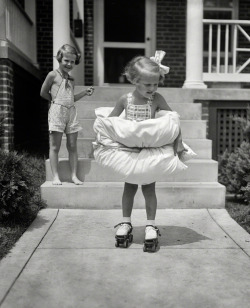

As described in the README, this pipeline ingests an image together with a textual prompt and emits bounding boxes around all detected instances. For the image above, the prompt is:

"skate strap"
[114,222,132,228]
[146,225,161,236]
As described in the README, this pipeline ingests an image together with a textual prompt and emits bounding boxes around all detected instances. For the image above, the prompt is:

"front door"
[94,0,156,85]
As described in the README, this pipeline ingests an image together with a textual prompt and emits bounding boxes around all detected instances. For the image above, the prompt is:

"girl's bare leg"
[142,182,157,220]
[67,132,83,185]
[122,182,138,218]
[49,132,63,185]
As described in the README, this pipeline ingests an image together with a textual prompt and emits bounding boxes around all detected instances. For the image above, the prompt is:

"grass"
[0,151,46,260]
[225,198,250,234]
[0,214,38,260]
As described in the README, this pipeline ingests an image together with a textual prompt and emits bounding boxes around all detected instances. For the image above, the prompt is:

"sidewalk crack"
[207,209,250,259]
[0,209,60,307]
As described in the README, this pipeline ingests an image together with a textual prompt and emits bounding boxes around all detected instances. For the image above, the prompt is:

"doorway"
[94,0,156,85]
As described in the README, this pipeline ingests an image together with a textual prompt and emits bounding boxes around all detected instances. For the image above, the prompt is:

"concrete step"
[74,86,202,104]
[59,138,95,158]
[75,101,202,120]
[59,138,212,159]
[40,181,226,209]
[77,119,207,139]
[45,158,218,182]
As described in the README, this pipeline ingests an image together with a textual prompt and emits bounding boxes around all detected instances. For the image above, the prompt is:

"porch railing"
[5,0,36,63]
[203,19,250,82]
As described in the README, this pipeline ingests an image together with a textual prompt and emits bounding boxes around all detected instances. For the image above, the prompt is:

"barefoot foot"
[52,178,62,185]
[72,176,83,185]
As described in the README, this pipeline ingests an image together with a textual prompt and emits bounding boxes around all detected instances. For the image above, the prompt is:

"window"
[204,0,238,19]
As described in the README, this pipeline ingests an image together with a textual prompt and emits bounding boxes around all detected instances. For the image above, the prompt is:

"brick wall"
[84,0,94,85]
[0,60,14,151]
[156,0,186,88]
[36,0,53,155]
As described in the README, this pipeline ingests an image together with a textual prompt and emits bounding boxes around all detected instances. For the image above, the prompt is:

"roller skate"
[114,222,133,248]
[143,225,161,252]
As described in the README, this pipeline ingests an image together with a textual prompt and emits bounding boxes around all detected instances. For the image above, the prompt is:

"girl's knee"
[66,142,77,153]
[49,144,60,153]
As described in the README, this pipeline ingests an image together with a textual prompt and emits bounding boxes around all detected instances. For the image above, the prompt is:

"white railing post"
[53,0,71,69]
[183,0,207,89]
[203,19,250,82]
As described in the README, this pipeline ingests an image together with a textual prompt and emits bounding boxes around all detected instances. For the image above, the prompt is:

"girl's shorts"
[48,104,82,134]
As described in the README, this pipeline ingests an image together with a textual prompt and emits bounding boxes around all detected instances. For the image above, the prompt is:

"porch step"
[40,181,226,209]
[77,119,207,139]
[59,138,212,159]
[42,87,226,209]
[45,158,218,182]
[76,101,202,120]
[74,86,204,104]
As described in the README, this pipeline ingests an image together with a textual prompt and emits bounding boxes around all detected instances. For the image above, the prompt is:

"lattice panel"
[217,108,247,156]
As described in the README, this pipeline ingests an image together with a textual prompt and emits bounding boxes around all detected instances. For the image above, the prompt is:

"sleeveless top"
[126,93,153,122]
[50,70,74,108]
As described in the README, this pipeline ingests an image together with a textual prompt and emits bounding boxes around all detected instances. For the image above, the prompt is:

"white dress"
[93,93,196,185]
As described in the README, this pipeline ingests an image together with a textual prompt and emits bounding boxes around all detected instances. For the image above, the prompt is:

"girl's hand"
[173,134,185,156]
[86,86,94,96]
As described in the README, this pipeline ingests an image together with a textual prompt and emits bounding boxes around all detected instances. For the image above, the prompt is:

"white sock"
[123,217,131,223]
[147,220,155,226]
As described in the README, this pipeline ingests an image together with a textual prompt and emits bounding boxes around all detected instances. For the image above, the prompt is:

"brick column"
[0,59,14,151]
[183,0,207,89]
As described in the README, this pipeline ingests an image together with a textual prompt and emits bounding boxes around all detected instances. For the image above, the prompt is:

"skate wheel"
[129,234,133,243]
[115,241,119,247]
[151,244,156,252]
[124,239,129,248]
[143,244,147,252]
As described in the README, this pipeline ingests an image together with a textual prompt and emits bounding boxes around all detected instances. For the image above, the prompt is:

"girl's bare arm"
[74,86,94,102]
[40,71,56,101]
[108,95,126,117]
[155,93,172,111]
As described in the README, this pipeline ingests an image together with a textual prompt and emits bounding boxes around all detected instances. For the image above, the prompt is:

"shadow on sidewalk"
[132,225,211,247]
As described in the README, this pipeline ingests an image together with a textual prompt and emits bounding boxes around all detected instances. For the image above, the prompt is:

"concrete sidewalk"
[0,209,250,308]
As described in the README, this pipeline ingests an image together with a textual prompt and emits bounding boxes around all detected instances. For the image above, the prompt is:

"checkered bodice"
[126,93,153,122]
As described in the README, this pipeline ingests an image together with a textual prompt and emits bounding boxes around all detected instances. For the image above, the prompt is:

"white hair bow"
[150,50,170,75]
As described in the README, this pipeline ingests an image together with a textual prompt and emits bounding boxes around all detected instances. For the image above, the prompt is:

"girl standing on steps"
[40,44,94,185]
[106,51,187,250]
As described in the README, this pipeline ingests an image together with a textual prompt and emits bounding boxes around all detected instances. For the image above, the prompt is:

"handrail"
[203,19,250,82]
[203,19,250,25]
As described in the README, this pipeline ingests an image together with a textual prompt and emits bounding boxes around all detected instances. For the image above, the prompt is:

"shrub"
[0,150,46,219]
[0,115,6,148]
[219,141,250,203]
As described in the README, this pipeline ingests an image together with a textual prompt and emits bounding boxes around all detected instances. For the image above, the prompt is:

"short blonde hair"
[56,44,81,65]
[124,56,165,85]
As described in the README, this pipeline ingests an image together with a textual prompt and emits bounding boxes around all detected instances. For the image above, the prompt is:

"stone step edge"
[41,181,225,208]
[75,100,201,104]
[41,181,223,188]
[61,137,211,142]
[46,158,217,164]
